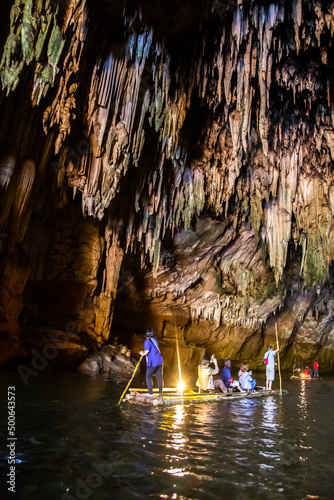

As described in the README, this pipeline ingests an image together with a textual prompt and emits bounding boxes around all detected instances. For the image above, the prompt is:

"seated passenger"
[221,359,233,388]
[196,356,227,393]
[221,359,241,391]
[238,363,245,380]
[304,367,310,378]
[239,364,257,392]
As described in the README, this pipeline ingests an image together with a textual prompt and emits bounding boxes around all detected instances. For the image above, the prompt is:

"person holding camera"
[196,355,227,393]
[239,363,256,392]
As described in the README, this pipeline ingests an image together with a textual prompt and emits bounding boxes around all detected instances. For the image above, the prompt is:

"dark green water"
[1,371,334,500]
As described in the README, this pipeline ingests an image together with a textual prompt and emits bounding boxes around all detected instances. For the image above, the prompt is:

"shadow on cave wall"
[110,252,160,351]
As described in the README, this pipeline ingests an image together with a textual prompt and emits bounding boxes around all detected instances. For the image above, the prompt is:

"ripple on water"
[1,373,334,500]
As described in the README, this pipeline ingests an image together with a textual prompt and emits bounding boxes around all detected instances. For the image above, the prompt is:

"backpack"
[264,353,269,365]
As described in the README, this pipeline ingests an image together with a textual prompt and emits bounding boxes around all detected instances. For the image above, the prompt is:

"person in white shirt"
[264,344,279,391]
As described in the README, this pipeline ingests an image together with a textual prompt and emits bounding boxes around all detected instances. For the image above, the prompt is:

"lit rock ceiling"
[0,0,334,371]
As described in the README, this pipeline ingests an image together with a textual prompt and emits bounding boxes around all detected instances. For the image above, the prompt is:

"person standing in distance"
[139,329,164,396]
[264,344,279,391]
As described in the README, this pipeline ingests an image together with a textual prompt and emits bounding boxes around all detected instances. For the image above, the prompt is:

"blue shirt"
[265,350,276,368]
[144,338,163,367]
[221,367,232,387]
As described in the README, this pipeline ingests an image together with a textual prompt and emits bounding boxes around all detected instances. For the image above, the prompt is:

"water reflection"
[230,399,258,426]
[262,396,279,431]
[297,379,308,420]
[296,379,313,464]
[1,372,333,500]
[163,405,189,478]
[192,400,220,438]
[172,404,186,430]
[259,396,279,464]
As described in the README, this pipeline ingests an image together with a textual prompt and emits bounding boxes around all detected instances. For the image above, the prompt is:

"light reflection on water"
[0,372,334,500]
[298,379,308,419]
[164,405,189,478]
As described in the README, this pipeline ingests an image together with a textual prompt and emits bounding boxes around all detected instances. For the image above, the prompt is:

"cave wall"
[112,217,334,373]
[0,0,334,371]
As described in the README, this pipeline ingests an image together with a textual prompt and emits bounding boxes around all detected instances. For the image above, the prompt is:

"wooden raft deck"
[123,387,287,406]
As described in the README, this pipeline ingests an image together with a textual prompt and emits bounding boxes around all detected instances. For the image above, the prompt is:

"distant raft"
[290,375,320,380]
[123,386,287,406]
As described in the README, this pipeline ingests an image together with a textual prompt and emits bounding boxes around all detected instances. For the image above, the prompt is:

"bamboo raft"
[290,375,320,380]
[123,386,287,406]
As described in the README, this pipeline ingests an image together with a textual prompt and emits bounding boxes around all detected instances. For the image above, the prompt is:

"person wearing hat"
[264,343,279,391]
[196,355,227,393]
[139,329,164,396]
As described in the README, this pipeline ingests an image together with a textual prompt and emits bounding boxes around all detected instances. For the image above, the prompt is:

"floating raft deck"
[123,387,287,406]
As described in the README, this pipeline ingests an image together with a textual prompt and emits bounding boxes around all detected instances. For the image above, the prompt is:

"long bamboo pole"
[275,323,282,395]
[116,355,143,406]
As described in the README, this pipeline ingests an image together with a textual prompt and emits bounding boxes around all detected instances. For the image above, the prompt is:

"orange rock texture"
[0,0,334,372]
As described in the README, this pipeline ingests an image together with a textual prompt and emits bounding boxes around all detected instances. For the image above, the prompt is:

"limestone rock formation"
[78,343,138,376]
[0,0,334,372]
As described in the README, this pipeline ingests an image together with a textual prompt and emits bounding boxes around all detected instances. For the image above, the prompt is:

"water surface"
[1,371,333,500]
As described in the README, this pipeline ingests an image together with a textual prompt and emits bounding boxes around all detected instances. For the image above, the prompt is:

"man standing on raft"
[139,329,164,396]
[264,344,279,392]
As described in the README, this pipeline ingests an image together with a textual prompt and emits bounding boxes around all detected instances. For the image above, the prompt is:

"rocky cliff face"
[0,0,334,373]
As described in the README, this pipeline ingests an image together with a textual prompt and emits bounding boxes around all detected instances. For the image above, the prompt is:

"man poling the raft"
[263,323,282,394]
[139,329,164,397]
[117,329,164,406]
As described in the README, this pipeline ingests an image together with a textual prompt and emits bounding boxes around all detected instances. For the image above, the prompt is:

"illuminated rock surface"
[0,0,334,372]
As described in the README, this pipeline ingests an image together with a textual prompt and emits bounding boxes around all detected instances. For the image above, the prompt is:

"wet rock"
[78,344,138,375]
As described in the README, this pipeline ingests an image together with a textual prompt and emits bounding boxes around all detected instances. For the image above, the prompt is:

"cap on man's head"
[267,345,272,350]
[201,358,210,365]
[146,329,154,338]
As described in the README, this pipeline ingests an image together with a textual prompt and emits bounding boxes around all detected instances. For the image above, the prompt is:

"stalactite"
[1,0,334,299]
[0,158,36,252]
[1,0,86,100]
[0,153,15,187]
[293,0,303,55]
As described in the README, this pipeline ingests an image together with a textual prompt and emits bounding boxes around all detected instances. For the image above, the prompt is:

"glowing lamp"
[177,381,185,393]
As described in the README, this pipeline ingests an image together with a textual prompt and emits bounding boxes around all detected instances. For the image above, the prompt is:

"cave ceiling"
[1,0,334,370]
